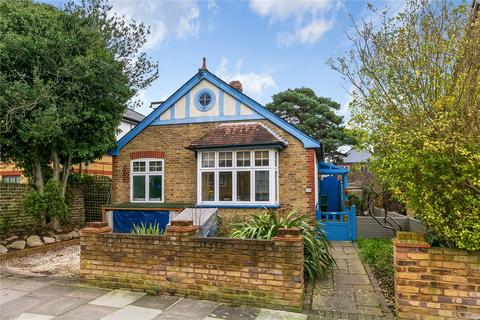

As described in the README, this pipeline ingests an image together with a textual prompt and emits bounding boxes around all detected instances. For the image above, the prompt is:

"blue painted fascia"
[108,72,203,156]
[318,161,348,175]
[202,71,321,149]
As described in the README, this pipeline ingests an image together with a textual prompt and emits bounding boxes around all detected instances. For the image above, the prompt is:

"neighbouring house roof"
[342,149,371,164]
[123,108,145,124]
[108,68,320,156]
[187,122,288,150]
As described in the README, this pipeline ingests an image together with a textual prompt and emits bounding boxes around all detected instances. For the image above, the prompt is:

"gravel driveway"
[0,245,80,277]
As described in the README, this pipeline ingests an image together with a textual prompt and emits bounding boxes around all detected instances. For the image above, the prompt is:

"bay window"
[131,159,164,202]
[197,150,279,205]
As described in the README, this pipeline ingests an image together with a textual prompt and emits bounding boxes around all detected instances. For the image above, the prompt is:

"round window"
[199,92,211,107]
[194,88,216,112]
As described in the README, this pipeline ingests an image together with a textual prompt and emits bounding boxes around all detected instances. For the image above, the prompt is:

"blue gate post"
[350,205,357,240]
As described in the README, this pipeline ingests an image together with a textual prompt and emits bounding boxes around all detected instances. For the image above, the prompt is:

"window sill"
[195,204,280,209]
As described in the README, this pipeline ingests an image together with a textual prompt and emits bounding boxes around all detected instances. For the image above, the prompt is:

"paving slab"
[26,284,75,298]
[0,296,48,319]
[0,277,24,289]
[256,309,308,320]
[357,306,383,316]
[153,315,186,320]
[162,298,219,320]
[14,313,55,320]
[333,274,371,286]
[11,280,50,292]
[65,287,111,301]
[355,292,379,307]
[0,288,28,305]
[28,296,87,316]
[207,304,259,320]
[131,295,181,310]
[89,289,146,308]
[99,305,162,320]
[54,304,118,320]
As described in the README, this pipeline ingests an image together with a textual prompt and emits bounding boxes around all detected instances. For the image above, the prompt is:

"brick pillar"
[305,149,316,222]
[273,228,304,309]
[79,222,112,235]
[165,220,198,237]
[79,222,112,282]
[393,232,431,319]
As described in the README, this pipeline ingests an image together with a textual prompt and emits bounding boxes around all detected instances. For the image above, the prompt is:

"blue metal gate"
[316,206,356,241]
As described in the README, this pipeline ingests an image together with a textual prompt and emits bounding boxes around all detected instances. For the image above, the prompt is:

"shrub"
[23,180,69,226]
[331,0,480,251]
[356,238,393,276]
[356,238,394,304]
[131,221,163,235]
[347,193,365,215]
[229,209,335,280]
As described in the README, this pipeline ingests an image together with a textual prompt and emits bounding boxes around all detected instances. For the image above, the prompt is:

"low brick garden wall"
[80,221,304,310]
[393,232,480,319]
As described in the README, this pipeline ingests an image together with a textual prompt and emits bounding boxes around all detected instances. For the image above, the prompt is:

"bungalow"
[107,60,354,235]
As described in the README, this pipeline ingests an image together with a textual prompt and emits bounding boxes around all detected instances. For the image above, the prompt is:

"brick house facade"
[109,67,321,223]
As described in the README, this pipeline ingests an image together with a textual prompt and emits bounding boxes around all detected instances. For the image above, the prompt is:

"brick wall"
[393,232,480,319]
[68,185,85,227]
[0,183,32,232]
[80,221,304,310]
[112,120,314,222]
[0,183,85,233]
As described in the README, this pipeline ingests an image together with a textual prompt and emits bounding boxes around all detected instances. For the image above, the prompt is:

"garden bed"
[356,239,395,310]
[0,227,81,255]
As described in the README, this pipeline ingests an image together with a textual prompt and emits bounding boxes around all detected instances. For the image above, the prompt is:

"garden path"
[308,242,394,320]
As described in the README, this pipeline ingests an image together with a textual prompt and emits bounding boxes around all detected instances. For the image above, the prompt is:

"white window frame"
[130,158,164,203]
[197,149,279,206]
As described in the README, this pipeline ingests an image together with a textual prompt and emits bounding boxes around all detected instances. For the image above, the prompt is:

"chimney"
[229,80,243,92]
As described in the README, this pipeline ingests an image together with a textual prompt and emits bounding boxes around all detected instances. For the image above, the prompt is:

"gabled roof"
[187,122,288,150]
[123,108,145,123]
[342,149,371,163]
[108,69,321,156]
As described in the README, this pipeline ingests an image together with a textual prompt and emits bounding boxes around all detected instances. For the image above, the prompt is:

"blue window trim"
[194,88,216,112]
[108,69,320,156]
[195,204,280,209]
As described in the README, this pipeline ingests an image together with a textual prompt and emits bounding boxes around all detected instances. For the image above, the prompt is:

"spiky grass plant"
[229,209,335,280]
[130,221,164,235]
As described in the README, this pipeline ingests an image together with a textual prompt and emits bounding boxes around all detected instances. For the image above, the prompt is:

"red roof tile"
[187,122,287,149]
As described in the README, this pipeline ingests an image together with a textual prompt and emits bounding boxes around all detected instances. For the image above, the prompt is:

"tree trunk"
[33,155,44,193]
[61,154,72,198]
[52,149,61,182]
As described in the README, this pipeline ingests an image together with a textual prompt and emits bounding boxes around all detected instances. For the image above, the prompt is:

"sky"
[41,0,406,121]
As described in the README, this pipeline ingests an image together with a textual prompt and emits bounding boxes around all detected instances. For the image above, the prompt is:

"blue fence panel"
[112,210,169,233]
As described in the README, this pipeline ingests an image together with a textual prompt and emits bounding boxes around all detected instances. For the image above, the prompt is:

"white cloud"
[250,0,340,47]
[215,58,276,97]
[177,5,200,39]
[109,0,201,49]
[207,0,219,15]
[277,18,334,47]
[250,0,332,21]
